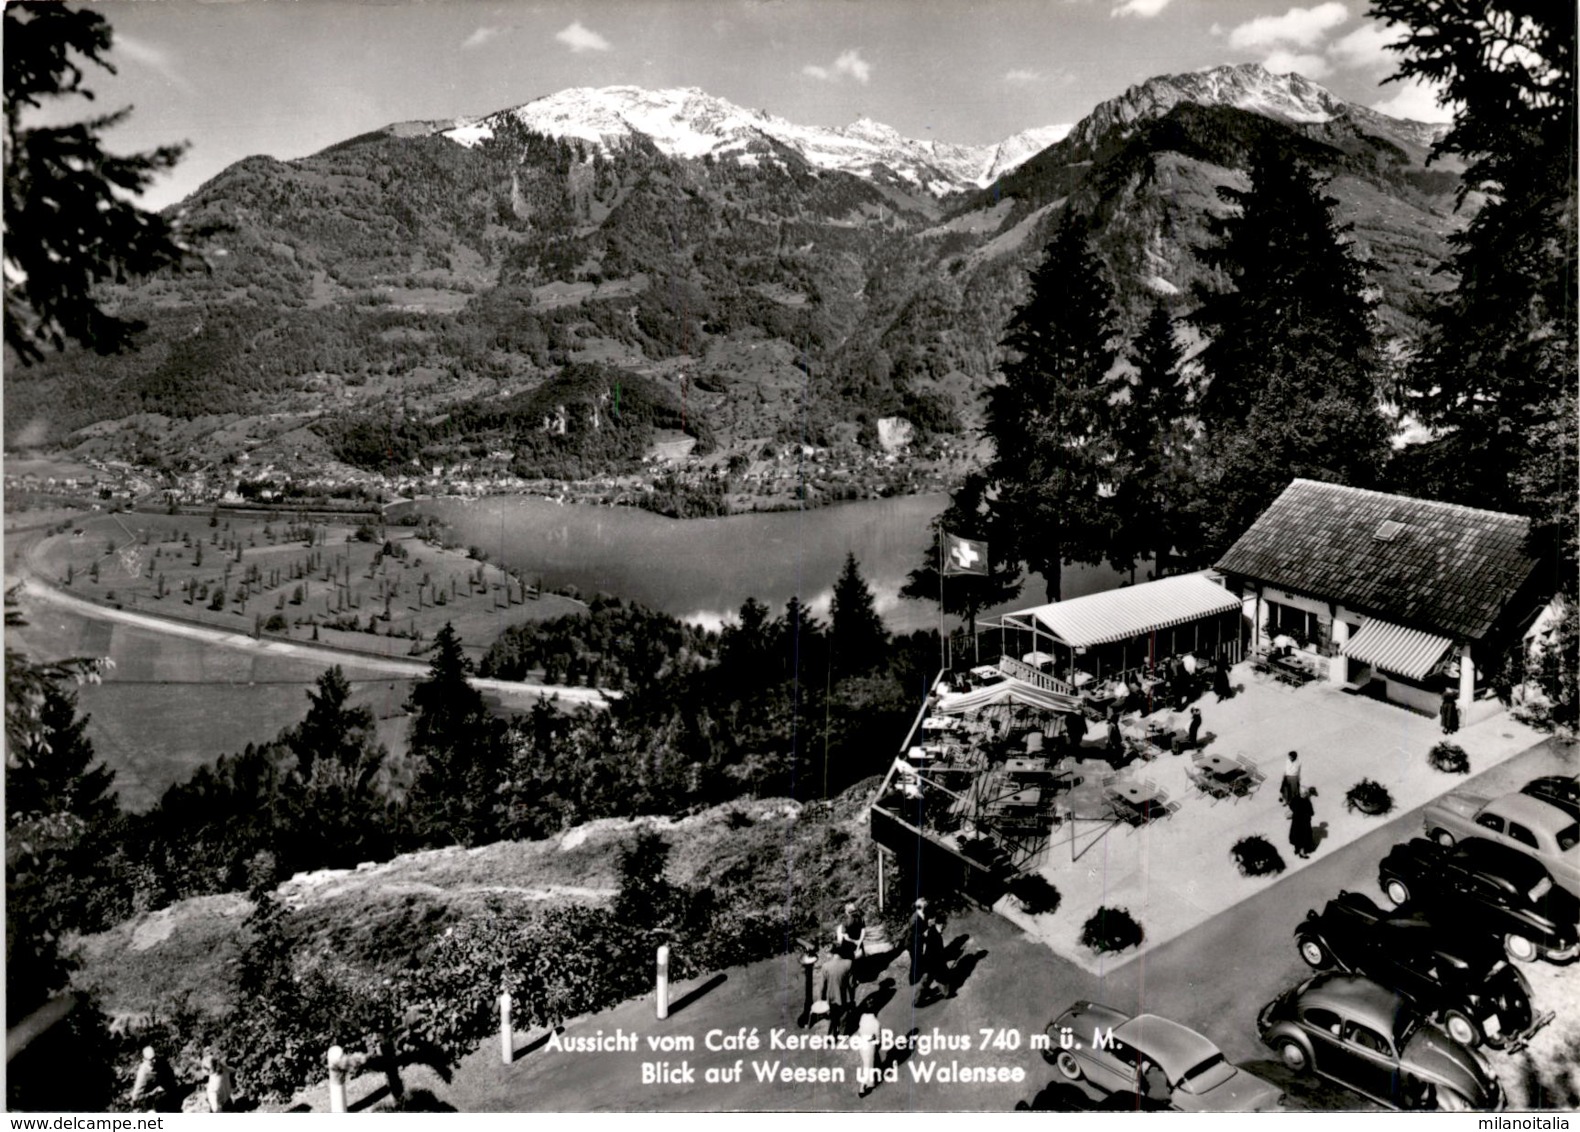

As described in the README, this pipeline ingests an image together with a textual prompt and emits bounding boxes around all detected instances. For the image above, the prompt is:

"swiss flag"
[942,531,988,576]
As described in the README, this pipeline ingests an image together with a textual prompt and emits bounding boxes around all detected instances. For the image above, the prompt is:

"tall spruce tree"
[1187,141,1390,557]
[1370,0,1576,723]
[405,623,508,846]
[1371,0,1574,514]
[1109,300,1194,579]
[4,2,187,363]
[984,214,1121,600]
[828,552,887,678]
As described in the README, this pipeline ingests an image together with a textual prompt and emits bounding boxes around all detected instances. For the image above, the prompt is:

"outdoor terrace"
[872,653,1547,975]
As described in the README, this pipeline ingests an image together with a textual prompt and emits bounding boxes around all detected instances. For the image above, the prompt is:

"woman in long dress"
[1288,788,1317,859]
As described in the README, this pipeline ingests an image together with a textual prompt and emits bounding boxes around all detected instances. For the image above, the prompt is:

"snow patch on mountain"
[443,86,1070,194]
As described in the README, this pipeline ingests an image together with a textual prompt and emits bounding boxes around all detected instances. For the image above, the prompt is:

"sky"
[33,0,1455,211]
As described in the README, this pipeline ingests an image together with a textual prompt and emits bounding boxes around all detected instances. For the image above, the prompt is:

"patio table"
[993,787,1042,811]
[907,745,935,763]
[922,716,960,733]
[1270,656,1316,685]
[1004,757,1050,777]
[1108,780,1161,806]
[1197,754,1245,781]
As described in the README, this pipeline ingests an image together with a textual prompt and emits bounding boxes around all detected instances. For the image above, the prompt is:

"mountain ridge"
[5,64,1465,490]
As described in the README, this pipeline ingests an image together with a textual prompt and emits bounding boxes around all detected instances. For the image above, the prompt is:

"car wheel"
[1278,1040,1310,1074]
[1055,1051,1083,1081]
[1442,1010,1480,1048]
[1436,1087,1472,1112]
[1298,938,1331,969]
[1384,878,1411,906]
[1432,829,1456,848]
[1505,933,1539,963]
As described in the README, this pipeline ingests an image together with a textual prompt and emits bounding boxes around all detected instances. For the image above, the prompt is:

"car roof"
[1114,1015,1221,1081]
[1455,837,1546,884]
[1300,974,1407,1034]
[1489,791,1576,833]
[1525,774,1579,798]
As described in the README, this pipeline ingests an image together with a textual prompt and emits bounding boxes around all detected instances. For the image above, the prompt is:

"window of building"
[1268,602,1322,646]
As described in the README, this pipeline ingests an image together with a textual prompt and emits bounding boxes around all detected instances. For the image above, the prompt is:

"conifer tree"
[828,552,888,678]
[4,2,187,363]
[1187,141,1390,557]
[1110,300,1193,578]
[984,215,1121,600]
[405,623,507,846]
[1370,0,1576,722]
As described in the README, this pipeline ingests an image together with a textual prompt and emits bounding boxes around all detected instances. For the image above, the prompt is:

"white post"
[326,1045,349,1114]
[499,992,513,1065]
[1459,646,1476,715]
[856,1012,879,1091]
[656,945,670,1020]
[876,849,885,913]
[1329,619,1350,686]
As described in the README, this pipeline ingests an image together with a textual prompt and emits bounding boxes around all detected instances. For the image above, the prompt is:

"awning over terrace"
[999,573,1242,649]
[1341,618,1452,682]
[935,676,1080,716]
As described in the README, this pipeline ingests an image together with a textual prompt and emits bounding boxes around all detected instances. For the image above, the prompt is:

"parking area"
[1002,663,1547,974]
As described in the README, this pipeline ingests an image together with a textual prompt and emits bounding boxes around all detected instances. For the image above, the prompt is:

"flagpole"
[938,531,946,676]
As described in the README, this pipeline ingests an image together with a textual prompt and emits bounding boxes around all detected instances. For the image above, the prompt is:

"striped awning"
[1003,573,1242,650]
[1342,618,1452,681]
[934,677,1081,716]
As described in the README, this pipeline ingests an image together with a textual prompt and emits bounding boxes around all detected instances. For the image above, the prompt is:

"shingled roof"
[1214,479,1539,641]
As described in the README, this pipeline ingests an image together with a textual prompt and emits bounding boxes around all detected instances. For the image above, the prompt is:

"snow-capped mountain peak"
[443,86,1071,194]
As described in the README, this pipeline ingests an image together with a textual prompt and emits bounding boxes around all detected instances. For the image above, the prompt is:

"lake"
[393,494,1136,633]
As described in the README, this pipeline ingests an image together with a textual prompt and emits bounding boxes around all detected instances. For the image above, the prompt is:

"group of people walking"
[799,897,961,1099]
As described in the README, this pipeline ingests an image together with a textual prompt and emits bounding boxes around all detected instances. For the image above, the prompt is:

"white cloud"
[803,48,872,84]
[1372,76,1454,122]
[1004,69,1043,84]
[1263,49,1331,78]
[555,21,611,54]
[1326,22,1402,70]
[834,49,871,84]
[1227,2,1348,51]
[1112,0,1173,17]
[461,26,502,50]
[114,34,195,94]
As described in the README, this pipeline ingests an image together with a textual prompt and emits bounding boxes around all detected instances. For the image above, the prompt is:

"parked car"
[1294,890,1549,1049]
[1378,837,1580,963]
[1258,974,1504,1110]
[1424,789,1580,895]
[1522,774,1580,814]
[1020,1081,1171,1112]
[1044,1002,1283,1111]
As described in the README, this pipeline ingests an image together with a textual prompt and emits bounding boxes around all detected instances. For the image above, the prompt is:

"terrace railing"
[996,656,1077,697]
